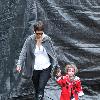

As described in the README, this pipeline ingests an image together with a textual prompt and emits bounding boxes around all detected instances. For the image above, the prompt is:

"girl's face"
[67,67,75,77]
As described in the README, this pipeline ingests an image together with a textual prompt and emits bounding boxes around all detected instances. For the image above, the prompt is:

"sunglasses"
[36,33,43,35]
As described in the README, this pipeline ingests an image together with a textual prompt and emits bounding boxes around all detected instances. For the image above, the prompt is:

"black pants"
[32,66,51,98]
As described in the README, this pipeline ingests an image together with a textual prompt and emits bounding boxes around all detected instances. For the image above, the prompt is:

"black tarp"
[0,0,100,100]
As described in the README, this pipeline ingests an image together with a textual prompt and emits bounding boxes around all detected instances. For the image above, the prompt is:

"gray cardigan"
[17,34,59,78]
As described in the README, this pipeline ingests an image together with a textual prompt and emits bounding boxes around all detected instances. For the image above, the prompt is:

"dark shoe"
[33,95,38,100]
[33,93,38,100]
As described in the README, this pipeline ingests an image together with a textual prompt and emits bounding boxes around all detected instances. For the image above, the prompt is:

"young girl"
[56,63,84,100]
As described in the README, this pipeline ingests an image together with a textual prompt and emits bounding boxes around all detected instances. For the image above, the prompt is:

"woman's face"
[35,30,43,39]
[67,67,75,77]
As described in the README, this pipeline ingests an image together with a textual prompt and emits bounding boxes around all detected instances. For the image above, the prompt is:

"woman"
[16,21,60,100]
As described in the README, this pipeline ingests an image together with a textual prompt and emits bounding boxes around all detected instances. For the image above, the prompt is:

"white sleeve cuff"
[56,77,62,81]
[78,91,84,96]
[71,98,75,100]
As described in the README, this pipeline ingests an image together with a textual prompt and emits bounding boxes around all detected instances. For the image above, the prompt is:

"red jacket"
[56,74,84,100]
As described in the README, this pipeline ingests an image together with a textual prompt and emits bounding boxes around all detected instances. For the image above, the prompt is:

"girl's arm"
[56,76,64,86]
[74,77,84,96]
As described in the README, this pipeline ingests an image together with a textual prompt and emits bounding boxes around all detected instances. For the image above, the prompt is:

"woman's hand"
[36,38,42,47]
[16,66,21,73]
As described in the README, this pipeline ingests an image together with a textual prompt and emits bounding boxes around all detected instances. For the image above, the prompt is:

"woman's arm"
[16,36,31,71]
[47,36,60,68]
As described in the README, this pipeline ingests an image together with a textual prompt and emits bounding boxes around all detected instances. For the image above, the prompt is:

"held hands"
[56,68,61,77]
[16,66,21,73]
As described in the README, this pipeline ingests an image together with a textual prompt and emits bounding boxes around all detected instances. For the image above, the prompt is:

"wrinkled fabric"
[0,0,100,100]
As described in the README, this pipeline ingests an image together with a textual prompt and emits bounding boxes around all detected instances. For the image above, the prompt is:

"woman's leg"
[32,70,41,98]
[38,66,51,98]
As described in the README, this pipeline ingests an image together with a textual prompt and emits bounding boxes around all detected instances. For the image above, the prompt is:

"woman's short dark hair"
[34,21,44,32]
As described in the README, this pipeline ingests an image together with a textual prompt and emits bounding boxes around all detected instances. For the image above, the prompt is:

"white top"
[34,45,51,70]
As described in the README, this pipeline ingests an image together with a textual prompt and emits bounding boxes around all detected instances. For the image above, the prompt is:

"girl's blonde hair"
[65,62,78,74]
